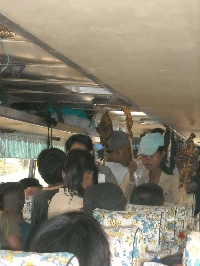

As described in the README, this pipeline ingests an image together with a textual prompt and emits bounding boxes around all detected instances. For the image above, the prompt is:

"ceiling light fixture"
[63,86,112,95]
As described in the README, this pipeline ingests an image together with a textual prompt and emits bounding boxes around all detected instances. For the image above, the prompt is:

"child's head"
[0,182,25,215]
[37,147,66,185]
[130,183,165,206]
[83,183,127,215]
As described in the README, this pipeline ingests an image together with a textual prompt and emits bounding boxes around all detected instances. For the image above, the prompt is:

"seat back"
[93,208,163,252]
[0,250,79,266]
[126,204,178,242]
[104,226,145,266]
[182,231,200,266]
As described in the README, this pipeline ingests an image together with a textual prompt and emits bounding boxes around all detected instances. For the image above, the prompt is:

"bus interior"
[0,1,199,181]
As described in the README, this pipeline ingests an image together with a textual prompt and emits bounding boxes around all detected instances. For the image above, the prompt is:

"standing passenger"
[48,149,96,218]
[31,148,66,225]
[137,133,182,204]
[65,134,118,185]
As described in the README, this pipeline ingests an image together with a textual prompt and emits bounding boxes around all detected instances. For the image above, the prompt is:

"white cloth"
[105,162,129,185]
[48,188,83,218]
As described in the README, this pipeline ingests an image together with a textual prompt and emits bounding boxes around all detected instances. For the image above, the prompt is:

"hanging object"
[123,106,134,160]
[46,117,58,149]
[96,111,113,165]
[175,133,199,203]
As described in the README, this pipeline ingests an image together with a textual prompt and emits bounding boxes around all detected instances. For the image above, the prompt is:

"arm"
[1,212,22,250]
[7,235,22,251]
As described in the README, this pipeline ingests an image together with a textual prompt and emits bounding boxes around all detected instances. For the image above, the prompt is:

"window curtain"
[0,133,65,159]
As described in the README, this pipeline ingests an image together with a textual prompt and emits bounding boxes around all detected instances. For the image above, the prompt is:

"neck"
[149,168,162,184]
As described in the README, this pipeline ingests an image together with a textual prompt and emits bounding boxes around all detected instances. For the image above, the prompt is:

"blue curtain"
[0,133,65,159]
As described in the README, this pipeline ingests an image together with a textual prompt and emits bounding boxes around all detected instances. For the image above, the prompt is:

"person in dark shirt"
[31,148,66,226]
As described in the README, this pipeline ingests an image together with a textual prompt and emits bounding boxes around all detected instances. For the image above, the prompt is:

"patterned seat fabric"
[93,208,163,252]
[183,231,200,266]
[0,250,79,266]
[104,226,145,266]
[126,204,178,242]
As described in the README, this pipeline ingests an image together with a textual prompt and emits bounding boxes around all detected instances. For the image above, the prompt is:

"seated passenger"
[65,133,118,185]
[19,177,42,224]
[19,177,42,198]
[31,148,66,226]
[48,149,96,218]
[0,210,22,250]
[0,182,29,250]
[29,212,111,266]
[130,183,165,206]
[83,182,127,215]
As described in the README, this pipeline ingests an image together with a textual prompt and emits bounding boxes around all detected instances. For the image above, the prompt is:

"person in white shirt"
[105,131,137,198]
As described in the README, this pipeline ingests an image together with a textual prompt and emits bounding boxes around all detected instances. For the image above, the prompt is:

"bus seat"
[183,231,200,265]
[104,226,144,266]
[0,250,79,266]
[93,208,163,252]
[126,204,178,242]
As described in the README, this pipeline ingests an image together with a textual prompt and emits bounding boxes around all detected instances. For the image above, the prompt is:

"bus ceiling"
[0,1,199,143]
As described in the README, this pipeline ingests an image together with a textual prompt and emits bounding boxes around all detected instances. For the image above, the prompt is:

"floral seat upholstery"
[93,208,163,252]
[126,204,178,242]
[104,226,145,266]
[0,250,79,266]
[183,231,200,266]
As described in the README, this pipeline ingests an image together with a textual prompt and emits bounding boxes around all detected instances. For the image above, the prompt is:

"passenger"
[130,183,165,206]
[29,212,111,266]
[137,133,182,204]
[105,131,137,198]
[19,177,42,198]
[48,149,96,218]
[65,133,118,185]
[31,147,66,225]
[0,182,30,249]
[0,210,22,250]
[83,182,127,215]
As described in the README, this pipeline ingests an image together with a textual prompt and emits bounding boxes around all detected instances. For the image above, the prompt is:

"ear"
[87,171,94,183]
[62,170,66,180]
[161,150,166,159]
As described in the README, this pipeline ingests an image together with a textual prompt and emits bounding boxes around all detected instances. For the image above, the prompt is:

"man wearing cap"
[105,131,137,198]
[137,132,183,204]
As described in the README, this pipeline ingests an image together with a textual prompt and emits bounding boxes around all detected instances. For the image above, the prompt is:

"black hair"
[130,183,165,206]
[84,183,127,215]
[65,134,93,153]
[65,134,98,184]
[64,149,97,197]
[18,177,42,190]
[37,148,66,185]
[29,212,111,266]
[0,182,24,214]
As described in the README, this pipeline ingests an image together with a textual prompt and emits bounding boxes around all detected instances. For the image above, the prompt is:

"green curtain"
[0,133,65,159]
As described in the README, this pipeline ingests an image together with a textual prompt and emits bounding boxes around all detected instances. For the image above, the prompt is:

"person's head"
[106,131,131,167]
[18,177,42,197]
[0,182,25,215]
[137,133,166,171]
[83,183,127,215]
[30,212,110,266]
[63,149,97,197]
[37,147,66,185]
[130,183,165,206]
[65,134,94,155]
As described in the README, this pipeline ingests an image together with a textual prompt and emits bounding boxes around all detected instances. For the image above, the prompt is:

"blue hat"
[137,133,164,156]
